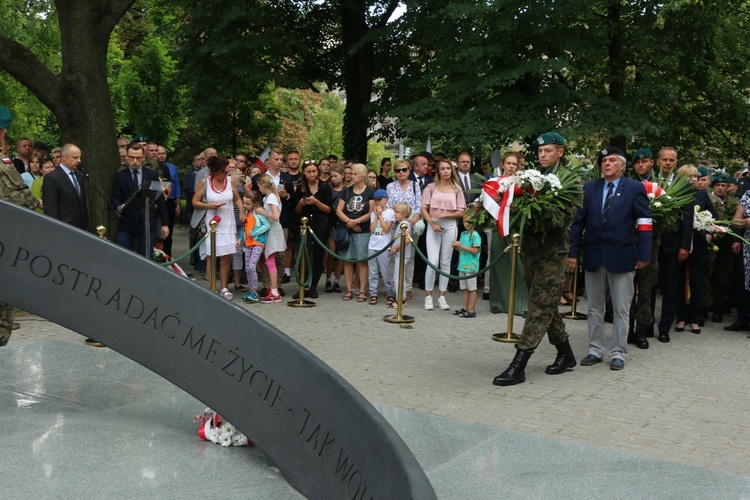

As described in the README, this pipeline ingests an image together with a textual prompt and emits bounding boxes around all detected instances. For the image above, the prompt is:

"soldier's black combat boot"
[545,340,577,374]
[634,323,650,349]
[493,350,532,386]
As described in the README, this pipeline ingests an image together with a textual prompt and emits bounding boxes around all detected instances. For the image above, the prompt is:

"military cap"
[0,105,11,129]
[534,132,565,147]
[697,166,710,178]
[632,148,653,162]
[596,146,627,166]
[132,134,148,142]
[711,174,732,185]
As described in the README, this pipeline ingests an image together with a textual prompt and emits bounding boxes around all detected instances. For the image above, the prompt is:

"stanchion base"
[492,332,521,343]
[562,311,587,320]
[287,300,316,308]
[383,314,415,324]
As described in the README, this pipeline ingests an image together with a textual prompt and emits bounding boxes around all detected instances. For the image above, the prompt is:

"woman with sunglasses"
[386,160,423,300]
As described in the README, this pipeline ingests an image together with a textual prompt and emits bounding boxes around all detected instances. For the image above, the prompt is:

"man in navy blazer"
[42,143,89,231]
[112,143,169,259]
[567,147,652,371]
[408,152,434,289]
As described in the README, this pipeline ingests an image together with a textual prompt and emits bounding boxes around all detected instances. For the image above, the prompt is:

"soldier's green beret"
[711,174,731,185]
[0,105,11,129]
[534,132,565,147]
[697,166,710,178]
[132,134,148,142]
[632,148,653,161]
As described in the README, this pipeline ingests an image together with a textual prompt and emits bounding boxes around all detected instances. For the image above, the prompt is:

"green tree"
[0,0,136,231]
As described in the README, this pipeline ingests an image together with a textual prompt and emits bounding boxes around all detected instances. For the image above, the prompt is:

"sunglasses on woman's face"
[395,168,409,173]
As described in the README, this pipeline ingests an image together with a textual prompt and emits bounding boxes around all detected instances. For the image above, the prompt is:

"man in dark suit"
[408,153,434,289]
[42,143,102,347]
[112,143,169,259]
[655,147,693,343]
[567,147,652,371]
[42,143,89,231]
[449,152,480,291]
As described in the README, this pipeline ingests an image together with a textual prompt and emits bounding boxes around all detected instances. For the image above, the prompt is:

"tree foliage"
[379,0,750,163]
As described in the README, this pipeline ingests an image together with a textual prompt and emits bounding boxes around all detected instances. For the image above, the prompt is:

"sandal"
[234,285,247,292]
[220,288,234,300]
[406,291,412,300]
[559,290,573,306]
[343,291,353,301]
[357,292,367,302]
[453,308,467,316]
[460,310,476,318]
[385,296,396,307]
[369,295,378,305]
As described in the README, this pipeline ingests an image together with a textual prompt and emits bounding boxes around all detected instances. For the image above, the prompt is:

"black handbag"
[332,225,351,252]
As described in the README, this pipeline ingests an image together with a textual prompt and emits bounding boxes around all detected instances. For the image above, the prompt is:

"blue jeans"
[117,229,158,260]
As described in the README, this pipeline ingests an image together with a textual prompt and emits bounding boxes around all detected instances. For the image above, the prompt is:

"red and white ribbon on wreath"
[642,181,665,198]
[483,177,516,237]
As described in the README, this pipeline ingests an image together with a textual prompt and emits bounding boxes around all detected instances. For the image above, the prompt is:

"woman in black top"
[294,160,332,297]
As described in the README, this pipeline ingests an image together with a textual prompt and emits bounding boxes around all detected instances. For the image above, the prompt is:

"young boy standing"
[367,189,395,304]
[452,213,481,317]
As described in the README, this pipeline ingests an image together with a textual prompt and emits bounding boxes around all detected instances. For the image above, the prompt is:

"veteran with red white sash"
[567,147,652,371]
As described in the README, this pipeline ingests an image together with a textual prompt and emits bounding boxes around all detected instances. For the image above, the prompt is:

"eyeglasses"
[235,158,246,163]
[303,159,317,166]
[367,175,377,179]
[395,168,409,173]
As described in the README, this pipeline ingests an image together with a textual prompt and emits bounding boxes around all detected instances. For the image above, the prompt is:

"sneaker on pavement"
[424,296,434,310]
[242,291,259,303]
[437,296,450,310]
[260,292,282,304]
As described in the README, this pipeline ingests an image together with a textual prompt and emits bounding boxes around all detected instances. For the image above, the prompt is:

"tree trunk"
[340,0,374,162]
[0,0,134,237]
[607,0,626,150]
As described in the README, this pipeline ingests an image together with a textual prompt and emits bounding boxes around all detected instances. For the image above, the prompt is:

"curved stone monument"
[0,200,436,499]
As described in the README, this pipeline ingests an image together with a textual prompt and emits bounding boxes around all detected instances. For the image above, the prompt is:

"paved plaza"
[5,225,750,498]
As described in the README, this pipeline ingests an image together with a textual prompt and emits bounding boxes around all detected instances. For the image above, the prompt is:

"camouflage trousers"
[630,260,658,325]
[517,249,568,352]
[0,301,15,346]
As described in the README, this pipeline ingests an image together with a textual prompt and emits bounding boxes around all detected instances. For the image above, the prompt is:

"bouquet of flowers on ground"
[467,168,582,236]
[641,176,694,233]
[194,408,252,447]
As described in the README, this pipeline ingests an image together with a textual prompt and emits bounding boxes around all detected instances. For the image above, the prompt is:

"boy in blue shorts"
[451,211,481,317]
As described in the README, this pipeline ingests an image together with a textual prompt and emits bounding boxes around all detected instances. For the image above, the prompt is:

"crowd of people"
[2,104,750,386]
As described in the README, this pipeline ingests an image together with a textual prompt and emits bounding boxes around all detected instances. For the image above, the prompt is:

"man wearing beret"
[493,132,579,385]
[627,147,658,348]
[710,174,739,325]
[567,147,652,370]
[0,105,39,346]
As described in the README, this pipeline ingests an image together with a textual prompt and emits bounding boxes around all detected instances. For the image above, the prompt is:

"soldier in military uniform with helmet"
[0,105,39,346]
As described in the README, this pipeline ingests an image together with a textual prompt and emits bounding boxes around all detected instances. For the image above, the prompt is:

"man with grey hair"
[567,146,652,371]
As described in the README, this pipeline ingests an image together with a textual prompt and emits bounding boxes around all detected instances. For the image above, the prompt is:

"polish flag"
[483,177,515,237]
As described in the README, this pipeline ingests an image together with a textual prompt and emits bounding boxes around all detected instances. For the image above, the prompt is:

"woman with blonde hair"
[421,159,466,310]
[336,163,375,302]
[256,174,287,303]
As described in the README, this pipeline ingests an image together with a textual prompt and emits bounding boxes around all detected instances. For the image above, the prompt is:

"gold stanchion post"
[563,258,587,320]
[492,233,521,343]
[289,217,315,308]
[209,219,218,292]
[384,223,415,324]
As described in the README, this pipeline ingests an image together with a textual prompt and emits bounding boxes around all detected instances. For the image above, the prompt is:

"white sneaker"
[437,296,450,310]
[424,296,434,310]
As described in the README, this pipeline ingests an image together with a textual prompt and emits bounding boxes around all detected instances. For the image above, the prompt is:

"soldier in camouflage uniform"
[493,132,580,386]
[0,105,39,346]
[627,148,658,349]
[708,174,735,323]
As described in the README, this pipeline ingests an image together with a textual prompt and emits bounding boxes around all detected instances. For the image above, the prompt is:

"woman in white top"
[421,160,466,311]
[193,156,245,300]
